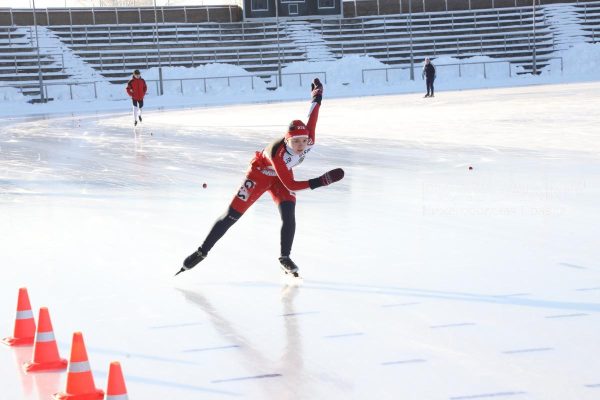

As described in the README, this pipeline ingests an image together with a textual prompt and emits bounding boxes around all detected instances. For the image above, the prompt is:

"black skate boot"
[175,248,206,276]
[139,115,142,122]
[279,256,299,277]
[134,120,138,126]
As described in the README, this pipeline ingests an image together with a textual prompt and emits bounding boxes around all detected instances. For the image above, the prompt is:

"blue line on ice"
[182,344,241,353]
[502,347,554,354]
[381,359,427,365]
[544,313,588,319]
[323,332,364,339]
[211,374,282,383]
[450,392,526,399]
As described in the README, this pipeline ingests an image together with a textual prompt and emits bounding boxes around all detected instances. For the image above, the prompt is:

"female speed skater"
[175,78,344,278]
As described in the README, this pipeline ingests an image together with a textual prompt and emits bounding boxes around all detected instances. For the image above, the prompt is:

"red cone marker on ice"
[53,332,104,400]
[23,307,68,372]
[105,361,129,400]
[2,288,36,346]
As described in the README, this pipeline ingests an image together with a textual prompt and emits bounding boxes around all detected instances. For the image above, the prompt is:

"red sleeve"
[306,102,320,144]
[271,146,310,191]
[143,79,147,95]
[126,81,133,97]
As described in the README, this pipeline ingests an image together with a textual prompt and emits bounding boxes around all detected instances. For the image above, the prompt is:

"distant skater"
[126,69,147,126]
[422,58,436,98]
[175,78,344,278]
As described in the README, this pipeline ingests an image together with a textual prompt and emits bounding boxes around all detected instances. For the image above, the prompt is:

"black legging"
[278,201,296,257]
[201,201,296,257]
[426,78,435,96]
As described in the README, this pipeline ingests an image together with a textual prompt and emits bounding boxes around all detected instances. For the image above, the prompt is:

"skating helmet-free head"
[133,69,141,76]
[286,120,308,140]
[424,58,430,64]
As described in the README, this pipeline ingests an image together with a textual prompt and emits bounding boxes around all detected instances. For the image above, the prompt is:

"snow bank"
[141,64,268,96]
[0,87,26,102]
[556,42,600,76]
[2,42,600,116]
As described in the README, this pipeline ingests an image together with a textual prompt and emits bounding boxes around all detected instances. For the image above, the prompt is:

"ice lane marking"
[575,287,600,291]
[491,293,531,298]
[559,262,588,270]
[450,391,527,399]
[381,302,421,308]
[226,281,600,312]
[502,347,554,354]
[211,374,282,384]
[92,370,240,396]
[323,332,365,339]
[149,322,204,329]
[381,359,427,366]
[585,383,600,388]
[299,281,600,313]
[182,345,240,353]
[280,311,320,317]
[430,322,476,329]
[545,313,588,319]
[78,344,202,365]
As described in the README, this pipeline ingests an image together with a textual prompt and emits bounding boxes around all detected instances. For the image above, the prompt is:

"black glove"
[311,78,322,90]
[309,168,344,190]
[311,78,323,104]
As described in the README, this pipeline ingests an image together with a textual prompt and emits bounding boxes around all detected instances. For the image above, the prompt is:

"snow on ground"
[2,42,600,118]
[1,80,599,399]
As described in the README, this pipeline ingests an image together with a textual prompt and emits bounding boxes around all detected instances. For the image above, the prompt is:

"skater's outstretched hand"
[311,77,322,91]
[309,168,344,190]
[311,78,323,104]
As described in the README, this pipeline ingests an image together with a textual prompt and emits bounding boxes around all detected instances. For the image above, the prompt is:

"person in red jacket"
[176,78,343,278]
[125,69,147,126]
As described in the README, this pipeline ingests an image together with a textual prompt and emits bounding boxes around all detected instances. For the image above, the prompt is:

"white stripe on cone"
[68,361,91,373]
[16,310,34,319]
[106,394,129,400]
[35,332,56,342]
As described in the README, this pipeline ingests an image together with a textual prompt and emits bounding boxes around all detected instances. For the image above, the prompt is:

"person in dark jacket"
[126,69,147,126]
[422,58,436,98]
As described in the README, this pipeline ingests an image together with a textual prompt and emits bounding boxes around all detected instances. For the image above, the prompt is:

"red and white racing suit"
[229,102,320,214]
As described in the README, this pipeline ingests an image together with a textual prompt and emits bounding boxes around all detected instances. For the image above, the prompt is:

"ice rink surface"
[1,82,600,399]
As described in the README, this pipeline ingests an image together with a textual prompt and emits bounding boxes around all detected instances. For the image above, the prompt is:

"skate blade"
[174,267,186,276]
[281,271,303,283]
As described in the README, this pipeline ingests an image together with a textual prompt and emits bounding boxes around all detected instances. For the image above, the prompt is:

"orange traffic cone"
[2,287,36,346]
[105,361,129,400]
[53,332,104,400]
[23,307,68,372]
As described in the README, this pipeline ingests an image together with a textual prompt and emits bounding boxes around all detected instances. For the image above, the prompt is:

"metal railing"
[361,56,563,82]
[92,46,306,72]
[329,4,545,29]
[0,70,327,100]
[146,71,327,94]
[336,31,553,57]
[62,21,285,47]
[0,52,65,74]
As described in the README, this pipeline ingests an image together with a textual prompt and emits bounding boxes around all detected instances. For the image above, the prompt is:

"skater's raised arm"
[306,78,323,143]
[264,79,342,192]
